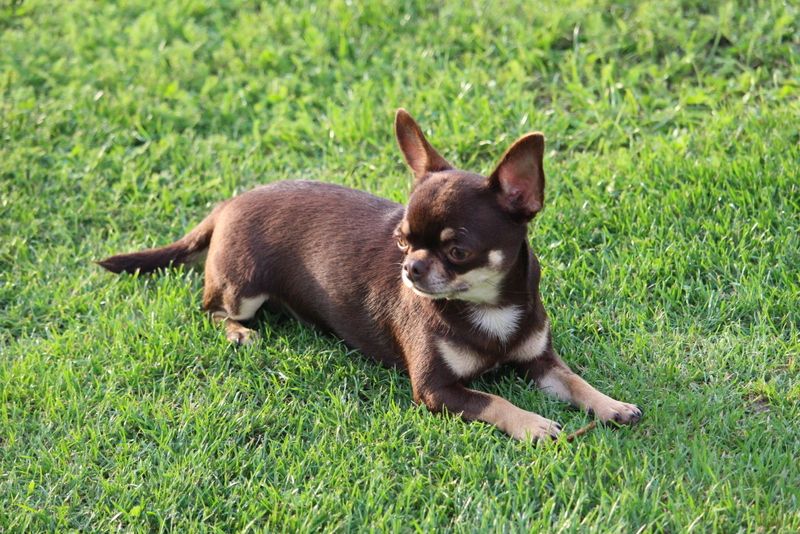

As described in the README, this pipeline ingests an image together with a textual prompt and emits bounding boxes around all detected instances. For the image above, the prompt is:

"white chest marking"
[508,319,550,362]
[468,305,523,343]
[436,339,484,378]
[229,294,268,320]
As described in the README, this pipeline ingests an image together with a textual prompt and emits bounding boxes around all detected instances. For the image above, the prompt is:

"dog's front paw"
[508,412,562,441]
[590,396,642,425]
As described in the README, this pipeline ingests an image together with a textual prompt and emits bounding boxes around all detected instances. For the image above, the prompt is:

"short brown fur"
[99,109,641,440]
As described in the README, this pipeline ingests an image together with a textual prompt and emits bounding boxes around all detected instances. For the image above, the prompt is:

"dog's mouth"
[409,286,460,299]
[401,271,467,300]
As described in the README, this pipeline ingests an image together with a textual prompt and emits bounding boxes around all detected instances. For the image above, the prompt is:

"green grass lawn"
[2,0,799,530]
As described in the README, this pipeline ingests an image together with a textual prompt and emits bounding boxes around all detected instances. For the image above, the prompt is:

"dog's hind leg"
[211,311,261,346]
[203,277,267,346]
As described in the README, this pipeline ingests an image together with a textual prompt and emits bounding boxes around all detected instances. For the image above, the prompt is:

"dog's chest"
[466,304,523,343]
[435,306,550,380]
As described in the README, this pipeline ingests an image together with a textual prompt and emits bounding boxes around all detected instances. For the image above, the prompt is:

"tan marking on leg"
[228,294,268,320]
[436,339,484,378]
[508,319,550,362]
[212,312,260,346]
[537,372,571,400]
[538,367,641,425]
[477,394,562,441]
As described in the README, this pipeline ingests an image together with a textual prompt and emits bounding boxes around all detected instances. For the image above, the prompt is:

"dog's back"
[100,180,411,365]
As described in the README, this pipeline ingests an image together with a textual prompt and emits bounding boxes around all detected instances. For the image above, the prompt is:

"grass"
[1,0,798,530]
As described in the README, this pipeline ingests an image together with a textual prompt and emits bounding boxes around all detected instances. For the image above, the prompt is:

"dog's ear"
[488,133,545,222]
[395,109,452,183]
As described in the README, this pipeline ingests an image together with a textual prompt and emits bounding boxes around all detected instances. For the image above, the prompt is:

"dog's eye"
[396,236,409,251]
[447,246,470,263]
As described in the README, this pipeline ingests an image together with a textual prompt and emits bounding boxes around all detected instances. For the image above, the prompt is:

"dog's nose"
[404,259,429,282]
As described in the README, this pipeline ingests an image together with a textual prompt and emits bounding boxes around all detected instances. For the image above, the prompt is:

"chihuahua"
[99,109,641,440]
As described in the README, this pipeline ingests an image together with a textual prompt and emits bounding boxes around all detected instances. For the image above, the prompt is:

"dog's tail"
[97,203,226,274]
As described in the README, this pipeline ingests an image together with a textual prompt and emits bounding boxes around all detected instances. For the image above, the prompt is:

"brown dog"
[100,109,641,440]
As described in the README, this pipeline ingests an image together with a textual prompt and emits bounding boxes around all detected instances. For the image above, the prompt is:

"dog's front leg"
[416,384,562,441]
[514,349,642,425]
[409,376,561,441]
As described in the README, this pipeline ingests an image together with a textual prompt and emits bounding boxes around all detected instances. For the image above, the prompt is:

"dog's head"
[394,109,545,305]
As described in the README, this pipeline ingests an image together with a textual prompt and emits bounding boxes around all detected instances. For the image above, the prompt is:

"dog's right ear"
[395,109,452,184]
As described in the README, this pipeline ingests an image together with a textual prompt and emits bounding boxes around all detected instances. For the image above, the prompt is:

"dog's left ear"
[395,109,452,184]
[488,133,545,222]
